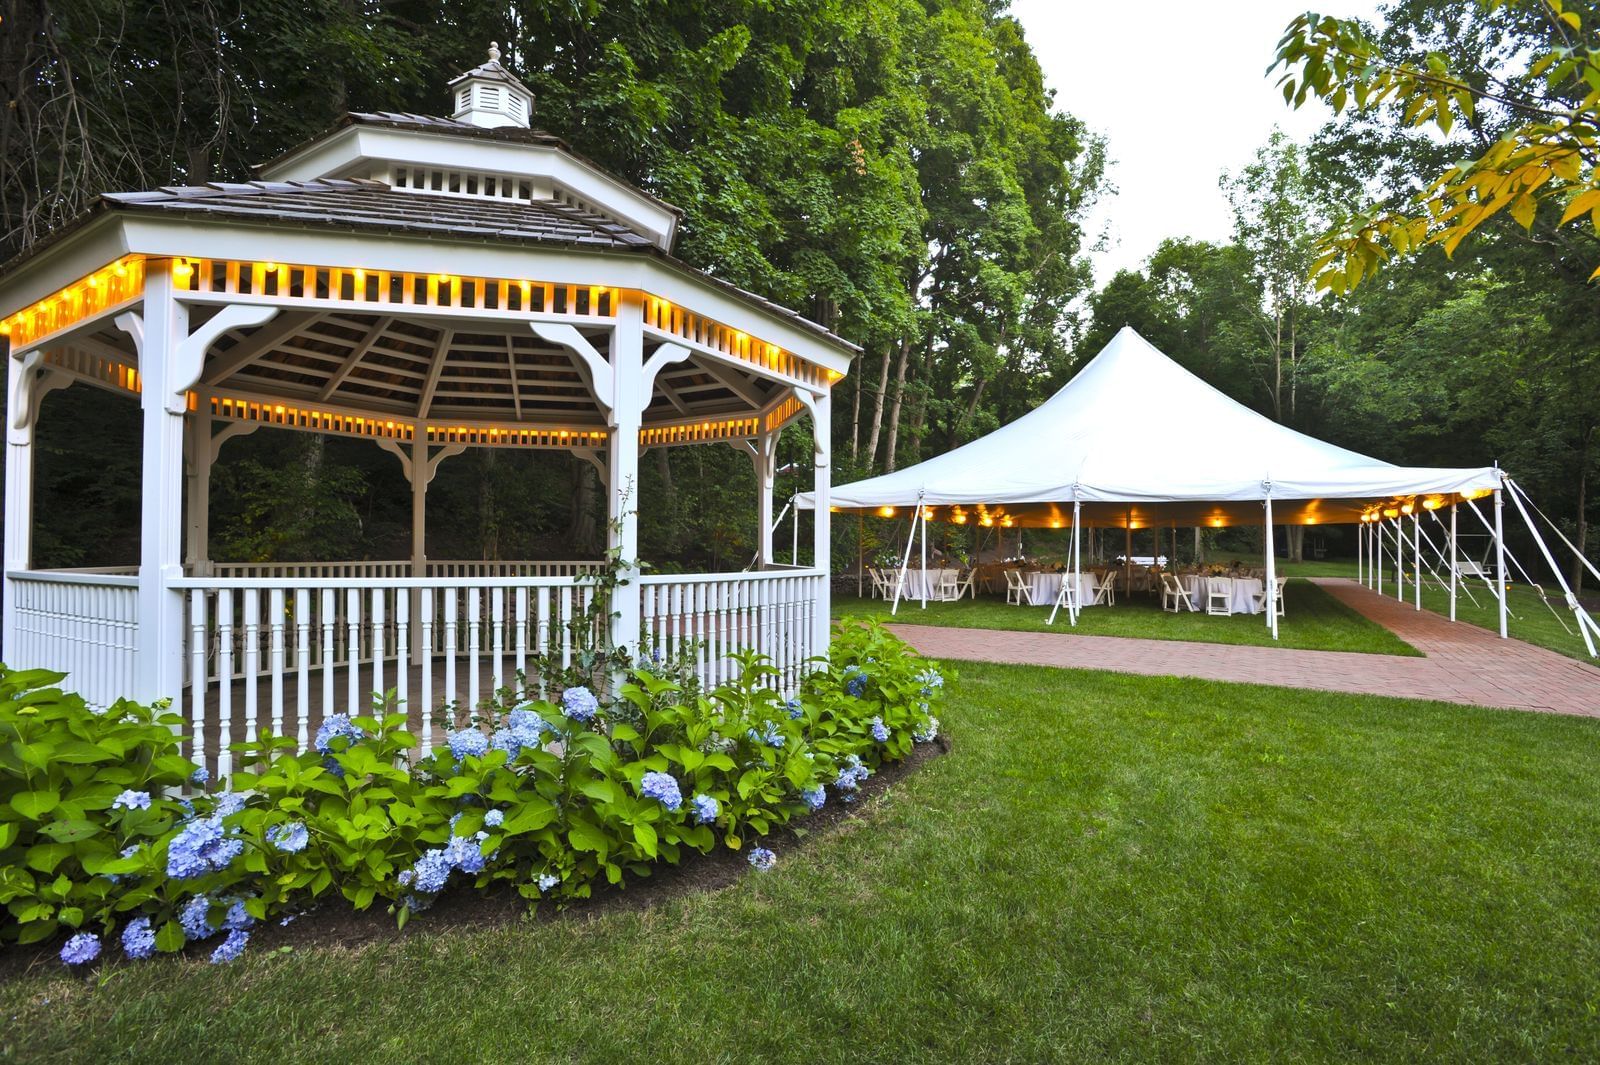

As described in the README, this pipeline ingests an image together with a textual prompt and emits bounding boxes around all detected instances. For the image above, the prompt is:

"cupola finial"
[487,41,501,64]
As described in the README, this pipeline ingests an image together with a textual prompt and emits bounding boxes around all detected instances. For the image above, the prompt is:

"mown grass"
[833,577,1420,656]
[7,661,1600,1063]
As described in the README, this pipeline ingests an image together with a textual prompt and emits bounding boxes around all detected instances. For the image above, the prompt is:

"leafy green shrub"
[0,619,949,965]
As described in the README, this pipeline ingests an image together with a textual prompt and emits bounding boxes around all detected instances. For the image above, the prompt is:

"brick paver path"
[888,578,1600,717]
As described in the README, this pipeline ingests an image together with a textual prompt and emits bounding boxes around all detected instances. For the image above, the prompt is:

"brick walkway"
[888,578,1600,717]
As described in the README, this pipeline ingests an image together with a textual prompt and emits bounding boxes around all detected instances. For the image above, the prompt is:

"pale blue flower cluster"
[690,793,719,824]
[835,754,871,794]
[447,727,489,761]
[844,666,868,698]
[747,847,777,871]
[484,808,505,828]
[641,771,683,811]
[561,685,599,722]
[402,829,491,898]
[314,713,365,754]
[915,668,944,696]
[913,716,940,743]
[190,766,210,786]
[59,932,100,965]
[492,706,552,760]
[222,896,256,932]
[443,833,488,876]
[267,821,309,853]
[213,792,246,817]
[785,698,804,720]
[104,843,141,886]
[167,815,243,879]
[537,872,560,892]
[210,929,249,964]
[121,916,156,960]
[801,786,826,812]
[179,895,213,939]
[747,720,784,748]
[869,716,890,743]
[112,789,151,811]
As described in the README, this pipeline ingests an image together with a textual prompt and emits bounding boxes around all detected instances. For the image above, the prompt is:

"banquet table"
[902,567,961,601]
[1181,574,1263,615]
[1025,571,1103,607]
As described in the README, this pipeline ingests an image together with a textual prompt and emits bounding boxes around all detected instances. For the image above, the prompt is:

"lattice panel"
[1,257,146,348]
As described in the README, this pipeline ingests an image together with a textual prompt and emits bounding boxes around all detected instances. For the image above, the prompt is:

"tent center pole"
[1264,488,1278,639]
[1449,503,1457,622]
[1494,483,1508,639]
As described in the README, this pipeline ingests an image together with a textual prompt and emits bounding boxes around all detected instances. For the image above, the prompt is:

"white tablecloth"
[1181,575,1264,615]
[903,568,961,600]
[1025,571,1103,607]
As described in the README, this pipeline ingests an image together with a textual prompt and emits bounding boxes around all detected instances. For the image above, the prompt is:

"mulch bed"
[2,734,950,979]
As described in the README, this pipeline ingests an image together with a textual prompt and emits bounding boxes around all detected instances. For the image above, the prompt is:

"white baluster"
[268,588,285,742]
[443,587,458,717]
[295,588,310,751]
[371,587,386,710]
[346,588,361,715]
[216,588,234,782]
[395,588,410,727]
[536,587,551,696]
[468,587,482,711]
[320,587,336,719]
[420,587,434,750]
[515,587,529,686]
[242,588,260,745]
[491,587,505,695]
[188,590,208,778]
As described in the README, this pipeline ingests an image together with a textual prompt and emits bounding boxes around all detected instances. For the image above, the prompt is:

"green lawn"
[834,577,1420,656]
[9,662,1600,1062]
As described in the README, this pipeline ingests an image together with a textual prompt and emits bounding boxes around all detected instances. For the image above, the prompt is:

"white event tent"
[800,327,1600,652]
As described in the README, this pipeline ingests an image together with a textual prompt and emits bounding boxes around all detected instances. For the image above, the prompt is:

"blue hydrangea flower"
[537,873,560,892]
[835,754,871,793]
[209,928,249,964]
[785,698,804,720]
[913,716,940,744]
[484,809,504,828]
[267,821,309,854]
[801,786,826,812]
[489,727,522,760]
[746,721,784,748]
[443,833,487,876]
[747,847,777,871]
[121,917,156,960]
[915,668,944,696]
[59,932,100,966]
[409,849,453,894]
[690,793,719,824]
[167,816,243,879]
[506,706,551,747]
[869,716,890,743]
[446,728,489,761]
[213,791,246,817]
[179,894,214,940]
[190,766,210,786]
[313,713,365,754]
[640,771,683,811]
[844,669,868,698]
[561,686,599,722]
[222,897,256,932]
[112,789,151,811]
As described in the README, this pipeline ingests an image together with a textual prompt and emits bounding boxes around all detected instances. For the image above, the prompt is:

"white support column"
[123,267,189,704]
[1449,503,1458,622]
[609,292,645,658]
[919,501,928,609]
[1356,517,1364,586]
[1494,485,1508,639]
[1392,518,1404,601]
[410,429,428,578]
[3,353,38,656]
[1503,477,1598,658]
[184,393,212,576]
[1375,518,1384,592]
[755,431,776,568]
[1264,488,1278,639]
[810,389,832,656]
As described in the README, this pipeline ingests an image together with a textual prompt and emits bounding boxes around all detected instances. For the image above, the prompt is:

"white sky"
[1010,0,1382,282]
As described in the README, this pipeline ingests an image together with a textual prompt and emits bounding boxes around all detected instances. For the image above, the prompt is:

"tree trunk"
[883,339,912,472]
[569,455,598,554]
[863,346,892,470]
[849,363,861,464]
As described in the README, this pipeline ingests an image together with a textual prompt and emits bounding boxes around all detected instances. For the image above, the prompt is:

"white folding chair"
[867,567,886,600]
[1089,573,1116,607]
[1004,569,1034,606]
[1206,576,1232,616]
[1160,573,1195,613]
[952,569,976,601]
[936,569,960,601]
[1252,576,1288,617]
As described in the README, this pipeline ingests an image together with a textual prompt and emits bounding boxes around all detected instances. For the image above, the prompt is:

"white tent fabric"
[799,327,1499,513]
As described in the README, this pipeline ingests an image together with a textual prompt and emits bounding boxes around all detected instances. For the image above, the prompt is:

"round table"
[903,568,960,600]
[1026,571,1102,607]
[1181,575,1264,615]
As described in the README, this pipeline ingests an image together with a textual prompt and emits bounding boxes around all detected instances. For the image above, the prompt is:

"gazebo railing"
[640,569,825,696]
[202,560,605,580]
[5,570,140,710]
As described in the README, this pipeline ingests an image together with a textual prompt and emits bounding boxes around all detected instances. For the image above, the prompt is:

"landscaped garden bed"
[0,619,948,972]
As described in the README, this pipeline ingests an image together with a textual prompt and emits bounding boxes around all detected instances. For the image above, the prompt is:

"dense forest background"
[0,0,1593,587]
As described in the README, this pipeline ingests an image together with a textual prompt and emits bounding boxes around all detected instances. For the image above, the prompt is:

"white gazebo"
[0,48,853,773]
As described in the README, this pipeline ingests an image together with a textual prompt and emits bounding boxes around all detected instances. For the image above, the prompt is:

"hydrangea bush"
[0,618,949,966]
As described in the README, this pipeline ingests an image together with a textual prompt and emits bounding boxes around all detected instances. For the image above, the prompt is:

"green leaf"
[10,790,60,820]
[156,919,186,952]
[567,818,610,858]
[37,819,100,844]
[633,821,658,859]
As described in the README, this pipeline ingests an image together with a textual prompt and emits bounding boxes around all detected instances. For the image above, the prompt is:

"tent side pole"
[1503,476,1599,658]
[1073,501,1083,625]
[890,504,921,617]
[1392,519,1404,601]
[1494,486,1508,639]
[856,511,864,599]
[919,504,928,609]
[1356,518,1363,586]
[1449,503,1458,622]
[1264,490,1278,639]
[1413,511,1421,610]
[1124,514,1132,599]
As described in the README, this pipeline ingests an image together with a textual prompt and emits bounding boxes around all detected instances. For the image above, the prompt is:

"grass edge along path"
[6,661,1600,1062]
[834,577,1420,657]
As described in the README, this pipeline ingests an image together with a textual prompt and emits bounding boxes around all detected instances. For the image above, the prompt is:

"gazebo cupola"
[0,46,855,772]
[448,43,536,129]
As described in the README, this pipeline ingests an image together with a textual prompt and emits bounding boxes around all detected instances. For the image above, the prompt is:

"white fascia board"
[0,216,131,321]
[260,127,679,251]
[116,216,858,374]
